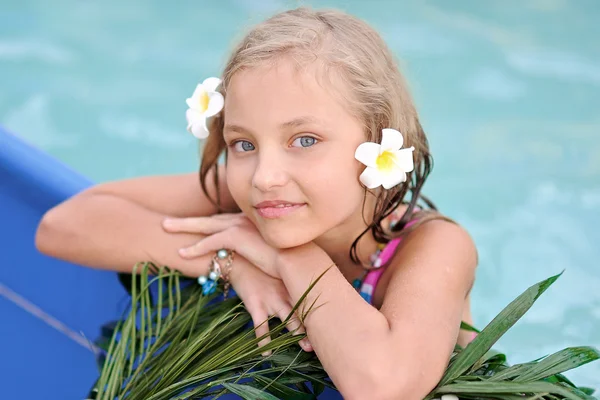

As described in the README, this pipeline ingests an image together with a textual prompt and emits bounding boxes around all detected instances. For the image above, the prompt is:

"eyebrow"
[224,116,322,135]
[279,116,321,129]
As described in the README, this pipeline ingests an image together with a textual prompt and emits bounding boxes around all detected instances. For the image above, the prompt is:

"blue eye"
[292,136,317,148]
[233,140,255,152]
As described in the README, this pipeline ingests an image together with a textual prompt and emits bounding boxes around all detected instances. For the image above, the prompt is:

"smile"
[253,201,306,219]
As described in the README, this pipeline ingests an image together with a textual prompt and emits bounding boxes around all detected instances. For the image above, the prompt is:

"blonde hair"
[200,7,450,264]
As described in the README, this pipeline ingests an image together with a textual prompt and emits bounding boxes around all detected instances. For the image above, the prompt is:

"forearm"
[277,250,408,398]
[35,193,210,276]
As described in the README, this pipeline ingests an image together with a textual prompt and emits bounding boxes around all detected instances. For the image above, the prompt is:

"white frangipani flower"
[185,77,224,139]
[354,128,415,189]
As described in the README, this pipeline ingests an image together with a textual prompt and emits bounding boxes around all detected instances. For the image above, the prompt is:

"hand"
[162,214,312,353]
[163,213,280,278]
[228,255,313,354]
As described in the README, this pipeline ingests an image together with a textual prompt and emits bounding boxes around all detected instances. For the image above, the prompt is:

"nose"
[252,147,289,192]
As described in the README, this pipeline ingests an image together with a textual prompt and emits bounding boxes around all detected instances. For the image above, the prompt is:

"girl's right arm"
[35,170,312,351]
[35,165,239,276]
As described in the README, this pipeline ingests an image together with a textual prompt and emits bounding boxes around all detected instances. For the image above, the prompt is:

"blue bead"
[202,280,217,295]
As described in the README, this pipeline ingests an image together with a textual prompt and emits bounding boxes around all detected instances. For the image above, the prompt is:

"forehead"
[223,59,357,130]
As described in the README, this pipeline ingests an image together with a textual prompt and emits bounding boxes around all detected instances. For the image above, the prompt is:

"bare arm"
[276,221,477,400]
[168,215,477,399]
[35,165,239,275]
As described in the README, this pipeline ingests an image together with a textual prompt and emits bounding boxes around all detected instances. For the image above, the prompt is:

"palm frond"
[89,264,598,400]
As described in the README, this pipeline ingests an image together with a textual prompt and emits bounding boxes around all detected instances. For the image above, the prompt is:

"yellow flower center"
[376,150,396,173]
[198,91,209,112]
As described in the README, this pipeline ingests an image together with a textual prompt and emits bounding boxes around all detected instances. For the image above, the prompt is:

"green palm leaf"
[221,383,281,400]
[439,273,562,386]
[91,264,598,400]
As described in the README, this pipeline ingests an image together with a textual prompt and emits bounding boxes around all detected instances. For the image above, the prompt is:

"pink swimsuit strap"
[361,237,402,289]
[358,217,419,304]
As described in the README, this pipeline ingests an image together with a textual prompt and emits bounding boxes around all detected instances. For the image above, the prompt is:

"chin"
[259,226,316,249]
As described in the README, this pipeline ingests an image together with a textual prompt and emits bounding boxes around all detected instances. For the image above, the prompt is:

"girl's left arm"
[275,220,477,400]
[175,216,477,400]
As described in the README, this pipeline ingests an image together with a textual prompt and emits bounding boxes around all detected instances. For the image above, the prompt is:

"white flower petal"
[393,147,415,172]
[186,97,198,110]
[186,108,203,124]
[202,77,222,92]
[190,83,205,99]
[354,142,381,168]
[380,168,407,189]
[205,92,224,117]
[189,121,209,139]
[187,82,211,111]
[380,128,404,151]
[359,166,384,189]
[186,109,209,138]
[441,395,459,400]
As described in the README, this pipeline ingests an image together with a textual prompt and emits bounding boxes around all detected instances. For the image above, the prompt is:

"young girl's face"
[223,59,369,248]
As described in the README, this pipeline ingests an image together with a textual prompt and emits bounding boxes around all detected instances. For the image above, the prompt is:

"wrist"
[276,244,332,280]
[273,252,290,279]
[195,249,235,297]
[228,256,243,284]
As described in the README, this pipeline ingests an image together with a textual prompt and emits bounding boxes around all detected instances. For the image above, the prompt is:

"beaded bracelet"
[197,249,234,297]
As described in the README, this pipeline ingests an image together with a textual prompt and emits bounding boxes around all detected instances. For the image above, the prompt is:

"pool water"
[2,0,599,387]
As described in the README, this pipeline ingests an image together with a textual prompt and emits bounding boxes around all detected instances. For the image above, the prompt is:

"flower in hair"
[185,77,224,139]
[354,128,415,189]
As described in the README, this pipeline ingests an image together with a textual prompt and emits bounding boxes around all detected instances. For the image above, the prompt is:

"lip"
[254,200,305,219]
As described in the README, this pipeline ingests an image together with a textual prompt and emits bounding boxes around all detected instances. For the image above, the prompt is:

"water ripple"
[0,39,74,64]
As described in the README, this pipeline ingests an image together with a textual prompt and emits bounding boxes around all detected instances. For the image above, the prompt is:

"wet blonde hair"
[200,6,450,264]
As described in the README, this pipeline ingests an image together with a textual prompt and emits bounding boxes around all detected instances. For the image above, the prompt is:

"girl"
[35,7,477,400]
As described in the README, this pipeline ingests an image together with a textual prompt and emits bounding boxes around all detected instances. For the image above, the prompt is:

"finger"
[277,304,302,335]
[211,213,244,220]
[179,228,279,277]
[276,305,312,352]
[163,216,233,235]
[179,229,233,258]
[252,313,272,357]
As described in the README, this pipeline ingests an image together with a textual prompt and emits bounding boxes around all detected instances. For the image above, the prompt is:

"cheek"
[306,154,363,207]
[225,161,252,207]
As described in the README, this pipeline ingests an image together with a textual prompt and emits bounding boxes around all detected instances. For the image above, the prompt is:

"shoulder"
[373,219,478,307]
[406,219,477,260]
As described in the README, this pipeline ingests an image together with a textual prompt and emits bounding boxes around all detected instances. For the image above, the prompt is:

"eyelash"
[231,140,255,152]
[229,136,319,152]
[291,136,318,148]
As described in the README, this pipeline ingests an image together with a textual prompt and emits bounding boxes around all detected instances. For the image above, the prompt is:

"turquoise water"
[2,0,599,386]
